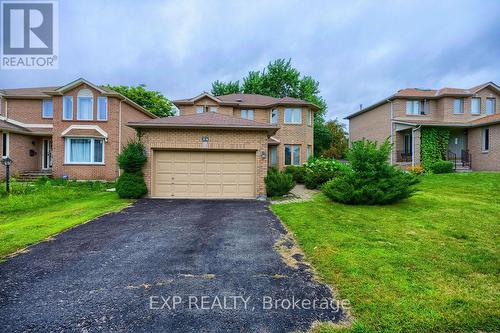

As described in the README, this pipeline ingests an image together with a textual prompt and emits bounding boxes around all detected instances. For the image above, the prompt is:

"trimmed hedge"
[429,160,454,174]
[116,140,148,199]
[265,167,295,197]
[116,172,148,199]
[283,166,306,183]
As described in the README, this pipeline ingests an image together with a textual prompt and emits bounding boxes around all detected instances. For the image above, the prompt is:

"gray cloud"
[1,0,499,123]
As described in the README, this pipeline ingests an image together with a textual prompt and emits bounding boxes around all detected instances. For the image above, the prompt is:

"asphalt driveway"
[0,199,346,332]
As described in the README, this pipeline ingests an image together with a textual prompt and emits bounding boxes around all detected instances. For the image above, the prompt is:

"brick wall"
[468,124,500,171]
[349,103,391,145]
[0,133,42,179]
[139,128,269,197]
[3,99,53,124]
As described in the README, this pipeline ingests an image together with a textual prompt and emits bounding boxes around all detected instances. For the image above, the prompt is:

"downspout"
[388,99,394,164]
[118,99,123,177]
[411,125,422,167]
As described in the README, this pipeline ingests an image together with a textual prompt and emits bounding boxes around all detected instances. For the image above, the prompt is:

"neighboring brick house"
[127,93,318,199]
[346,82,500,171]
[0,78,156,181]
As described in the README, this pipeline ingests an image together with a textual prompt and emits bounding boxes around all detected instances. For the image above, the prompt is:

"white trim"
[63,95,74,120]
[97,96,108,121]
[270,108,278,124]
[284,108,302,124]
[2,132,9,157]
[61,125,108,138]
[55,78,107,94]
[77,89,94,121]
[0,115,53,128]
[481,127,490,152]
[42,99,54,119]
[64,137,105,165]
[284,144,301,166]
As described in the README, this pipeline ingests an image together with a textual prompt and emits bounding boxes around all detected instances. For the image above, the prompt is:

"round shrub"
[117,140,147,173]
[283,165,306,183]
[303,157,350,189]
[429,160,454,174]
[116,172,148,199]
[265,168,295,197]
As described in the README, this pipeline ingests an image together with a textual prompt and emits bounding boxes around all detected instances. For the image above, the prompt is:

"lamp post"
[1,156,12,193]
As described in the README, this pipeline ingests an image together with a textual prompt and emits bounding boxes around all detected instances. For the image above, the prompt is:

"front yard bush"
[322,139,419,205]
[429,160,454,174]
[265,167,295,197]
[303,157,350,189]
[283,165,306,183]
[116,140,148,199]
[115,172,148,199]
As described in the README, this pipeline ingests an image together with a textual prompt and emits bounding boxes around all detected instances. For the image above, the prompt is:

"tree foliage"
[211,80,241,96]
[321,119,349,159]
[420,128,450,170]
[107,84,174,117]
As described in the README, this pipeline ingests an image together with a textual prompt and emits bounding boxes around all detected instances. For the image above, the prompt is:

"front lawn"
[0,179,131,259]
[272,173,500,333]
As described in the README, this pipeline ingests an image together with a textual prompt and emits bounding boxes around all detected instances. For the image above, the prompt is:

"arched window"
[77,88,94,120]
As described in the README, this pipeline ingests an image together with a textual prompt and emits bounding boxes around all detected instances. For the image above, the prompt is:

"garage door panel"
[154,151,255,198]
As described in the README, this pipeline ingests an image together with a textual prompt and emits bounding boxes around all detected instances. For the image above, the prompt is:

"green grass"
[0,180,131,259]
[271,173,500,333]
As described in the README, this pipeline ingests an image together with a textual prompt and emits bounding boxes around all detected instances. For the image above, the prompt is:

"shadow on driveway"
[0,199,347,332]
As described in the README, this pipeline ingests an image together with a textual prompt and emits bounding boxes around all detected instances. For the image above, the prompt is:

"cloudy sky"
[1,0,499,122]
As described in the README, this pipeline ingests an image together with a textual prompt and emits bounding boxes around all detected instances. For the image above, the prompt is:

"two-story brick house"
[0,78,156,181]
[346,82,500,171]
[127,93,318,199]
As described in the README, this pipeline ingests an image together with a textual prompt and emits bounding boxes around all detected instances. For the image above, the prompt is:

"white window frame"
[269,146,278,166]
[307,145,312,160]
[486,98,496,115]
[481,128,490,152]
[270,109,278,124]
[284,108,302,124]
[196,106,205,113]
[64,137,105,165]
[406,100,427,115]
[453,99,464,114]
[97,96,108,121]
[307,110,313,126]
[77,89,94,121]
[209,106,218,113]
[471,97,481,115]
[2,132,9,157]
[42,99,53,118]
[241,109,254,120]
[63,95,73,120]
[284,144,301,166]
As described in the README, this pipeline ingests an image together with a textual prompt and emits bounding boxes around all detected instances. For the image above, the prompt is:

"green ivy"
[420,128,450,170]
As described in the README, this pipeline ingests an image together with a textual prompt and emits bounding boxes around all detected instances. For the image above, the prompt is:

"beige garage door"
[153,151,256,198]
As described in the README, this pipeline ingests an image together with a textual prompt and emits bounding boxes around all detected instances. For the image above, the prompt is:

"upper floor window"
[209,106,218,113]
[270,109,278,124]
[406,100,428,115]
[482,128,489,152]
[284,144,301,165]
[77,89,94,120]
[284,108,302,124]
[97,96,108,120]
[486,98,496,115]
[241,109,254,120]
[471,97,481,115]
[307,110,313,126]
[453,99,464,114]
[63,96,73,120]
[42,99,53,118]
[196,106,204,113]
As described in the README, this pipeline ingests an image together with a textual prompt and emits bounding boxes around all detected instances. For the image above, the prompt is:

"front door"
[447,131,465,157]
[42,139,52,169]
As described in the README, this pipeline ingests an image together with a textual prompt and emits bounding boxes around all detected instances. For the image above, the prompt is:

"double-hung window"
[307,110,313,126]
[284,108,302,124]
[482,128,490,152]
[77,89,94,120]
[453,99,464,114]
[65,137,104,164]
[241,109,254,120]
[284,144,301,165]
[270,109,278,124]
[63,96,73,120]
[471,97,481,115]
[42,99,53,118]
[269,146,278,166]
[97,97,108,120]
[406,100,427,115]
[196,106,204,113]
[486,98,496,115]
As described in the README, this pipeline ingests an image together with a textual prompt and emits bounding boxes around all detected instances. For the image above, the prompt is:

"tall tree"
[322,119,349,159]
[211,80,241,96]
[107,84,174,117]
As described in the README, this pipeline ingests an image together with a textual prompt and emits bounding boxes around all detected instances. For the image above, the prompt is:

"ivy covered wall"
[420,127,450,170]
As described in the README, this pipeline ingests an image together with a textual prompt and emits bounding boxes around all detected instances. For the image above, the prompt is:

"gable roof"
[346,81,500,119]
[127,112,279,135]
[173,93,320,110]
[0,78,156,118]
